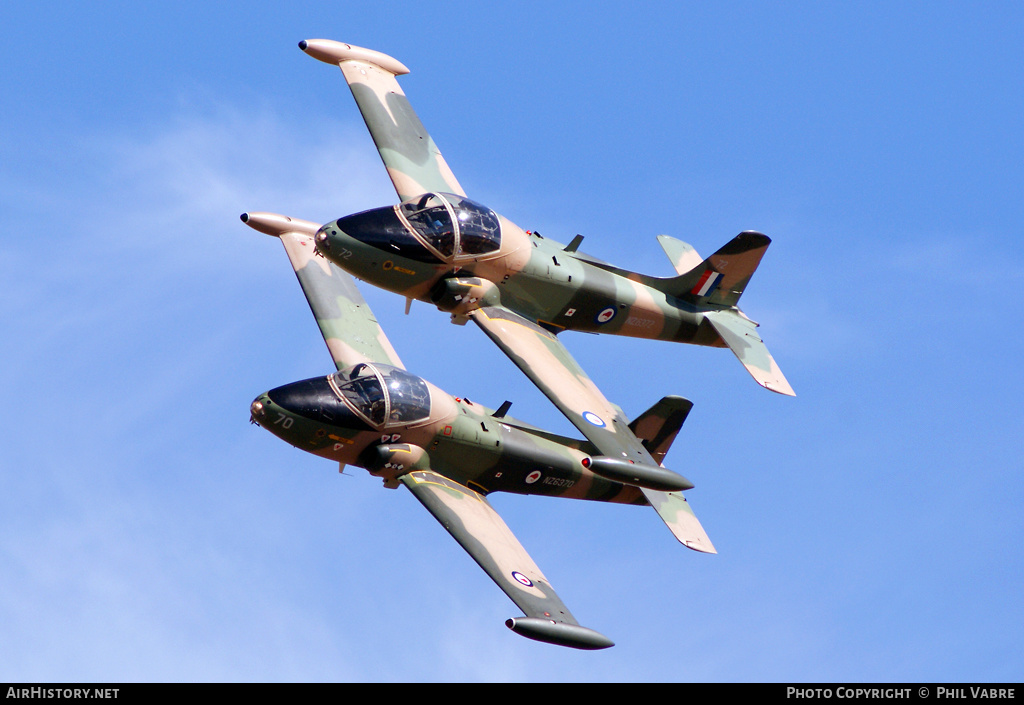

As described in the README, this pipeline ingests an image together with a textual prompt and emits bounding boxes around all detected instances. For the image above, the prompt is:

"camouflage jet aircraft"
[242,211,716,649]
[298,39,795,404]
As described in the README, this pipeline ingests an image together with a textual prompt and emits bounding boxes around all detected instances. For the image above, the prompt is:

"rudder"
[658,231,771,308]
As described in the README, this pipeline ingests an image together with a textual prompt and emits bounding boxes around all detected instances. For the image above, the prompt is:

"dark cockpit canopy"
[330,363,431,428]
[397,192,501,261]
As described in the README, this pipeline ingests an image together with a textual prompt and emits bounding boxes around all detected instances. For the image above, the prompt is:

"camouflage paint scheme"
[298,39,795,397]
[242,212,714,649]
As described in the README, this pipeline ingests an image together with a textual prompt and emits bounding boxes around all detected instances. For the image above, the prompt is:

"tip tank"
[505,617,614,650]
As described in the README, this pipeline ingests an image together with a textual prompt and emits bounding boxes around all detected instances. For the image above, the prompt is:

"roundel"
[525,470,542,484]
[511,571,534,587]
[595,306,617,324]
[582,411,606,427]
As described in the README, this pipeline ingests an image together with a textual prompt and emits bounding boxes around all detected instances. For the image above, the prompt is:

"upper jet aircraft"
[298,38,794,432]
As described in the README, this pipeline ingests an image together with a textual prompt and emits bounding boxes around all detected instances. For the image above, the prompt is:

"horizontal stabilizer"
[656,235,703,275]
[642,488,717,554]
[703,310,794,396]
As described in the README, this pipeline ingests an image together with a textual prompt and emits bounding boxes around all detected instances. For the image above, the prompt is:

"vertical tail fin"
[628,396,715,553]
[628,396,694,465]
[657,231,771,308]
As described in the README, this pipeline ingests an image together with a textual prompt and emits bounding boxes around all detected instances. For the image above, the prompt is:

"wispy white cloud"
[0,102,405,681]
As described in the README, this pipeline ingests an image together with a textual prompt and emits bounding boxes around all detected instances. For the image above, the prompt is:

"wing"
[400,470,614,649]
[702,309,794,396]
[468,305,716,550]
[300,39,466,202]
[469,306,651,463]
[241,212,404,370]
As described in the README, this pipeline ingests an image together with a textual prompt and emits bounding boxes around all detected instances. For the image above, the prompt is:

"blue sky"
[2,1,1022,682]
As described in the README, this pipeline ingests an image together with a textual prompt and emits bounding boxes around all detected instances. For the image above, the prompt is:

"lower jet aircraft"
[242,211,716,649]
[296,39,795,399]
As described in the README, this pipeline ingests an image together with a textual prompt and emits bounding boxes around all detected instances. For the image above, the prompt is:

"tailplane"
[656,235,703,275]
[642,488,717,554]
[703,310,794,396]
[655,231,794,395]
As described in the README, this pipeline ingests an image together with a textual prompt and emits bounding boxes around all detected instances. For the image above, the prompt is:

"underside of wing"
[469,305,716,543]
[301,39,466,202]
[242,212,404,371]
[400,470,613,649]
[469,305,696,493]
[469,306,649,463]
[703,309,794,396]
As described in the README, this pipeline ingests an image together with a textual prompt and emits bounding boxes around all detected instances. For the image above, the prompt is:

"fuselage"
[313,193,726,348]
[250,362,645,504]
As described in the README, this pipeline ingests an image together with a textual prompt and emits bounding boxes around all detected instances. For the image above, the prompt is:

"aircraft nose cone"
[298,40,308,51]
[264,376,372,431]
[250,396,268,423]
[328,208,442,264]
[314,228,332,252]
[266,377,336,421]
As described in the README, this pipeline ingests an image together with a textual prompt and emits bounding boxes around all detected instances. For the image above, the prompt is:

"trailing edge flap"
[469,305,657,465]
[656,235,703,275]
[641,488,717,554]
[400,470,581,624]
[703,310,794,396]
[277,230,405,371]
[303,39,466,202]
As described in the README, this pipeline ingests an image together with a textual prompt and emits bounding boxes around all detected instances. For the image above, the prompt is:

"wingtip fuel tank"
[240,212,321,238]
[298,39,410,76]
[586,456,694,492]
[505,617,615,650]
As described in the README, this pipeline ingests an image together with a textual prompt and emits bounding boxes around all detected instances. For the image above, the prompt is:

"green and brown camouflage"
[242,210,714,648]
[299,38,795,397]
[240,212,404,370]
